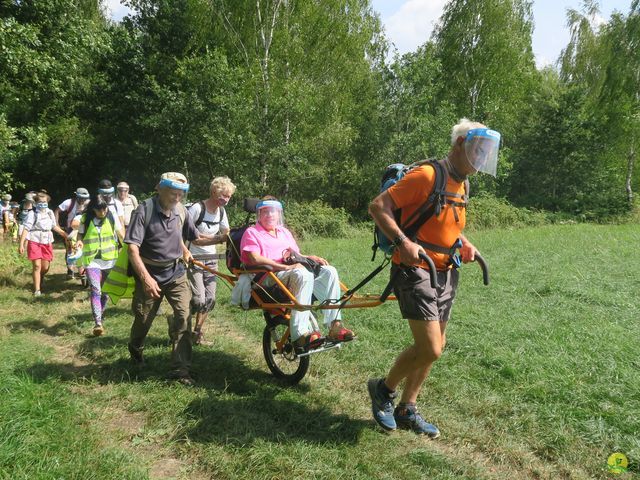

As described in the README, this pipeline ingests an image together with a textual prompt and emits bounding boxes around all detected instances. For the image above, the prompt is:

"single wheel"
[262,318,309,385]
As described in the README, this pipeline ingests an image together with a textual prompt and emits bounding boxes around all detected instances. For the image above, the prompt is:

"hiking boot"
[93,323,104,336]
[67,268,75,279]
[127,343,144,365]
[394,406,440,438]
[367,378,397,431]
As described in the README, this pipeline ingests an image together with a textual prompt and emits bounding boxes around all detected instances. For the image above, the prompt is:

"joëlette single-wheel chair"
[192,198,488,385]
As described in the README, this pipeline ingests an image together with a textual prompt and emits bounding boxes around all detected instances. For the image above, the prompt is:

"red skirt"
[27,241,54,261]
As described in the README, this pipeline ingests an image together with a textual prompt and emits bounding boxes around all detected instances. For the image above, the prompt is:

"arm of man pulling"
[191,233,226,246]
[128,243,161,299]
[369,191,424,266]
[458,234,478,263]
[181,239,193,263]
[244,251,304,272]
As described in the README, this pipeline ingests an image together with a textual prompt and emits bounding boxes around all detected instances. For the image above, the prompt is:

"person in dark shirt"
[124,172,200,385]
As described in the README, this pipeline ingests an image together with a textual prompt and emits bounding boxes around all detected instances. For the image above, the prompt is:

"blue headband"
[98,187,114,194]
[256,200,282,211]
[159,178,190,192]
[466,128,501,143]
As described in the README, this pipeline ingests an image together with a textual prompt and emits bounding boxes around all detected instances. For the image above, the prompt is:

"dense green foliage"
[0,0,638,220]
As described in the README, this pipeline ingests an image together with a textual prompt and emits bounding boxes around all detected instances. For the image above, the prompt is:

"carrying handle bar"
[418,252,438,289]
[474,253,490,286]
[380,251,438,303]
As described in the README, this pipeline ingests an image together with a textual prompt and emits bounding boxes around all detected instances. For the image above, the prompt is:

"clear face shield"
[256,200,283,230]
[464,128,501,176]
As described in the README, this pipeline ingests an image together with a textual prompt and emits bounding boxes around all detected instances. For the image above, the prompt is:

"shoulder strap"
[106,211,116,230]
[143,198,154,232]
[400,160,445,240]
[195,200,206,227]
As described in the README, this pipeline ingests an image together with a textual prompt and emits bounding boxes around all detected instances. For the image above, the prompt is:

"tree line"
[1,0,638,220]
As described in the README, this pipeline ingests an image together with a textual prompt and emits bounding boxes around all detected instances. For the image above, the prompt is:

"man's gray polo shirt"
[125,197,199,285]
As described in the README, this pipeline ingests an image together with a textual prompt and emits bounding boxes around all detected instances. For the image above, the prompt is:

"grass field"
[0,224,639,479]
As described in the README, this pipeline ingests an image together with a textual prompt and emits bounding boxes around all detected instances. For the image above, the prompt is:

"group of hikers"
[1,118,501,439]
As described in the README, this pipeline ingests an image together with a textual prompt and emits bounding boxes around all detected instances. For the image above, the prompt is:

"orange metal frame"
[191,260,396,312]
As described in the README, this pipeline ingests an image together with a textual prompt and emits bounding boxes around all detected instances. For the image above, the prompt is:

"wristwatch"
[393,233,407,247]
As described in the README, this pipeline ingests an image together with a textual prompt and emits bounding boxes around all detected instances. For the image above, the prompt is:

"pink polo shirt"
[240,223,300,264]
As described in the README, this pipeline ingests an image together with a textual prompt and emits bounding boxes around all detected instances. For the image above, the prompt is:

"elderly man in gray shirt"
[124,172,202,385]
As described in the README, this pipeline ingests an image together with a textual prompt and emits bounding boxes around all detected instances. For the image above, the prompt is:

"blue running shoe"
[367,378,397,431]
[394,407,440,438]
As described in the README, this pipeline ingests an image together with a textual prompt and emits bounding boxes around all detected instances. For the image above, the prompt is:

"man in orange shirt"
[368,118,501,437]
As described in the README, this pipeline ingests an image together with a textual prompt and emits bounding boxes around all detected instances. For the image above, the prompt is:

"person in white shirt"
[18,192,68,296]
[187,176,236,345]
[97,179,125,226]
[55,187,91,278]
[116,181,139,227]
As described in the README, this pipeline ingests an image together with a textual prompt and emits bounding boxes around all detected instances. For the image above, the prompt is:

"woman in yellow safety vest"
[76,195,124,336]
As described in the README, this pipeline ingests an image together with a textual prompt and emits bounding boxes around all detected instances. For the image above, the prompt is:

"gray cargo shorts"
[392,264,459,321]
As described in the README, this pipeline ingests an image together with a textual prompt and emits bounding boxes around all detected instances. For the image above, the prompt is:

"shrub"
[283,200,351,239]
[467,193,552,230]
[0,242,30,286]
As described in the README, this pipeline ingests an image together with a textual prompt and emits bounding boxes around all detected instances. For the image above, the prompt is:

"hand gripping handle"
[418,252,437,289]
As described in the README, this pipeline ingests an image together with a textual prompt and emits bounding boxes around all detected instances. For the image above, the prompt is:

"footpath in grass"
[0,224,639,479]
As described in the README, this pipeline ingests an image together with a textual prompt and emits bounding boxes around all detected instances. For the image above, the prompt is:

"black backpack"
[225,198,260,271]
[188,200,226,229]
[371,159,467,260]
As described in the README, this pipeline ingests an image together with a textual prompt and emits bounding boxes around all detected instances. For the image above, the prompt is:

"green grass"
[0,224,639,479]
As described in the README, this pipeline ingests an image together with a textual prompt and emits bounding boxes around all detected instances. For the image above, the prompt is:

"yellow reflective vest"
[80,215,118,267]
[102,243,135,304]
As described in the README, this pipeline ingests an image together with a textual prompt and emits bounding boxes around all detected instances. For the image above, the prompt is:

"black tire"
[262,321,309,385]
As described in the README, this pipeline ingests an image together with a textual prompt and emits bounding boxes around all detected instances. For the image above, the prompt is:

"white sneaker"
[33,290,42,297]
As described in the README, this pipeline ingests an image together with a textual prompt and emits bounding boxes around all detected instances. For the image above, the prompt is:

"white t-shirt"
[57,198,88,229]
[78,214,123,270]
[187,202,229,257]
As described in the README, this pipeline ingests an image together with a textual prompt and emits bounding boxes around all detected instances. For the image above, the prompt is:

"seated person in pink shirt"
[240,198,354,350]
